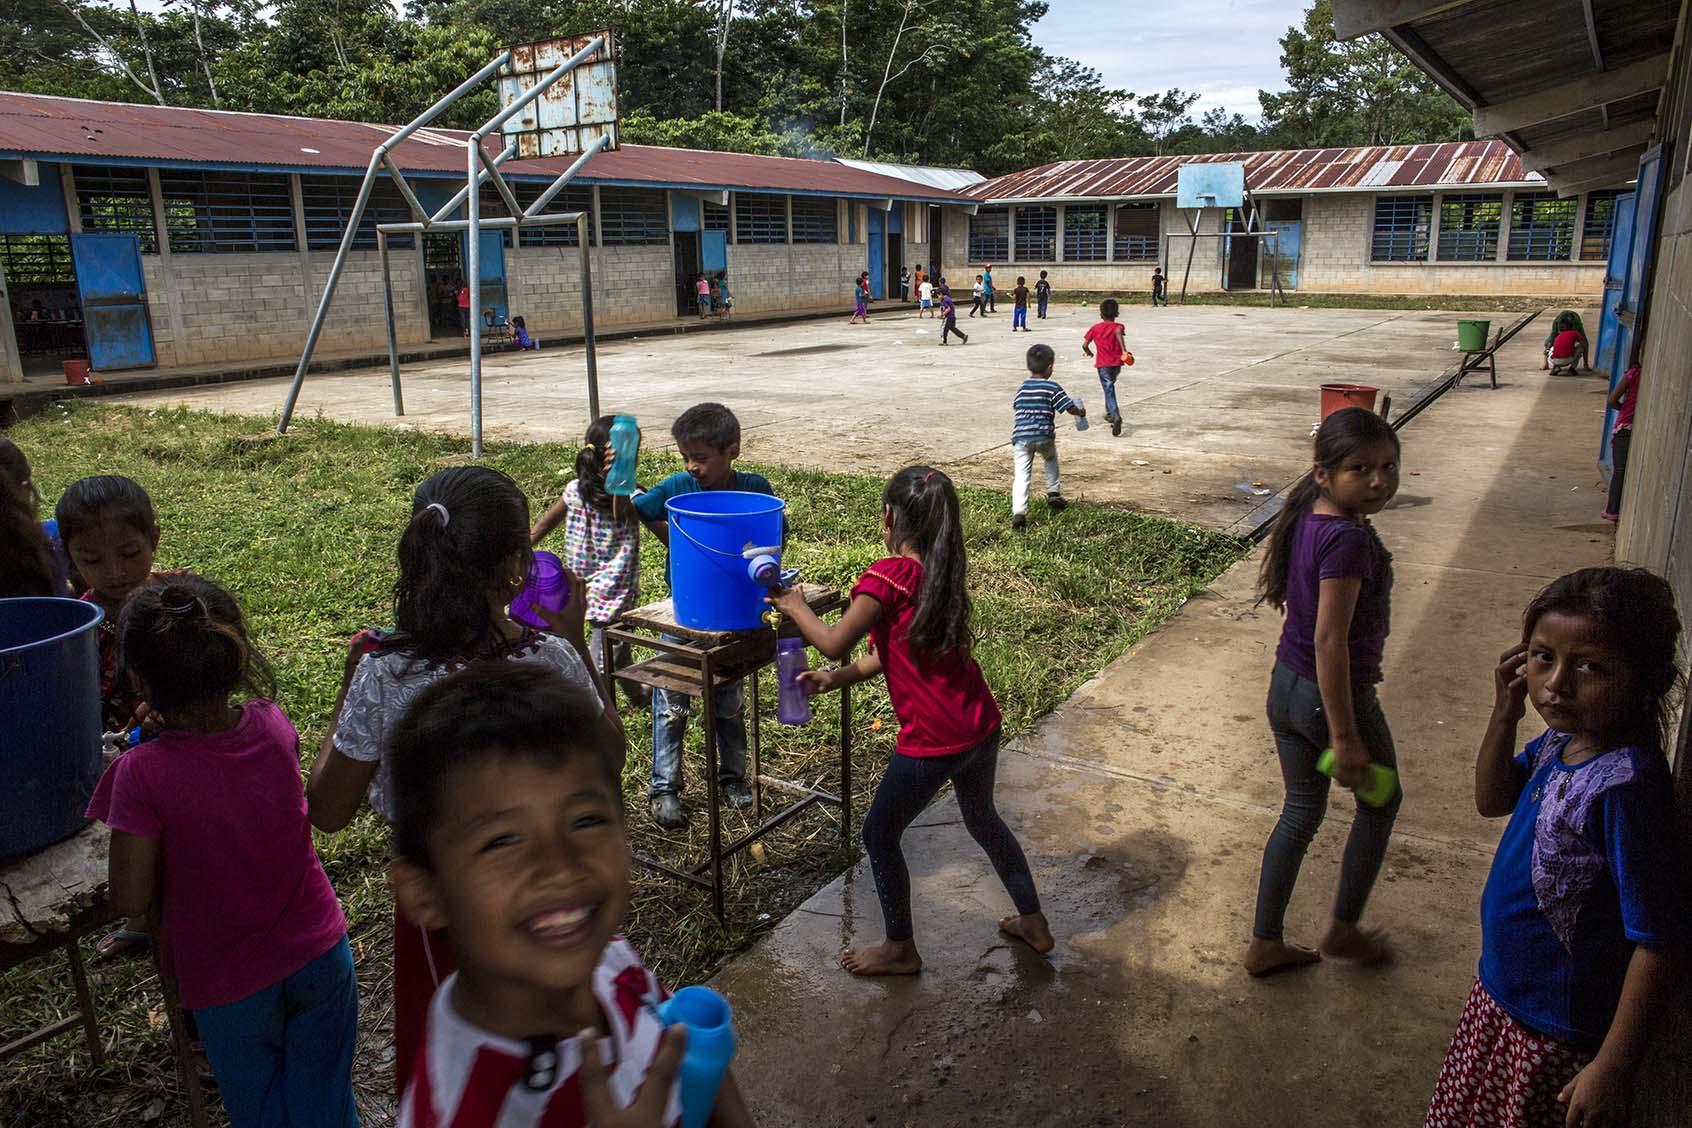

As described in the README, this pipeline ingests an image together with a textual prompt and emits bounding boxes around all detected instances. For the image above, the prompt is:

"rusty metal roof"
[965,141,1542,202]
[0,92,967,201]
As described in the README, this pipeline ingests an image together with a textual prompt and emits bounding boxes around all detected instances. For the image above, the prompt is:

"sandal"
[94,926,151,962]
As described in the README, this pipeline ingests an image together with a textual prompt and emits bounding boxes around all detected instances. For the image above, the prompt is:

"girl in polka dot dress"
[1426,567,1688,1128]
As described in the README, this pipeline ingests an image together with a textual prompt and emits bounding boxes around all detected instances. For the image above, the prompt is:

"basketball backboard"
[1176,162,1245,209]
[498,32,621,158]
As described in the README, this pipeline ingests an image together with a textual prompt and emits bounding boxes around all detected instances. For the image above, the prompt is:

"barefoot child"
[387,664,753,1127]
[90,576,359,1127]
[308,466,623,1098]
[1246,407,1401,976]
[1427,567,1688,1128]
[772,467,1052,976]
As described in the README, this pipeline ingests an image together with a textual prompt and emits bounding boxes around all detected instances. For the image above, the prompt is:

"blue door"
[702,231,727,274]
[867,208,885,299]
[471,230,508,324]
[1262,221,1300,289]
[1594,190,1636,387]
[1599,147,1666,469]
[69,233,154,370]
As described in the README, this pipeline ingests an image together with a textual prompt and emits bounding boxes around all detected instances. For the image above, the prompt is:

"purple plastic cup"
[510,550,570,629]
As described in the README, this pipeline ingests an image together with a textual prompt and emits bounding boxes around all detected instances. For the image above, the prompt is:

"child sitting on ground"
[512,315,539,350]
[90,575,358,1127]
[1545,312,1586,374]
[632,403,775,829]
[1009,344,1084,530]
[387,664,753,1127]
[1426,567,1688,1127]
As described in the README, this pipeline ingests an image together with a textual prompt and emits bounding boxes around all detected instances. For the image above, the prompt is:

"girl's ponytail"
[575,415,616,515]
[119,574,274,713]
[886,466,971,657]
[1257,407,1398,610]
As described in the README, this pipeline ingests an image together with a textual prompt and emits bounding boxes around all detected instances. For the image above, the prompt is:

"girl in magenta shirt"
[88,574,358,1128]
[774,466,1051,976]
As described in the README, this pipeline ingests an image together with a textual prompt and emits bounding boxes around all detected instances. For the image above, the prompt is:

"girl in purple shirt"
[1246,407,1402,976]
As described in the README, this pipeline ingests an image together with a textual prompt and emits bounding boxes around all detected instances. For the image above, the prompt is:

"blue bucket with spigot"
[1,597,105,857]
[665,492,786,631]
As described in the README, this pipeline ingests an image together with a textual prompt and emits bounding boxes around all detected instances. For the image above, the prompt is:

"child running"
[531,416,647,707]
[1010,344,1084,531]
[939,285,967,345]
[1427,567,1688,1128]
[1011,276,1030,332]
[1034,271,1051,319]
[1081,298,1129,436]
[969,275,985,318]
[772,467,1052,975]
[1246,407,1401,976]
[308,465,623,1099]
[387,664,753,1126]
[89,575,359,1128]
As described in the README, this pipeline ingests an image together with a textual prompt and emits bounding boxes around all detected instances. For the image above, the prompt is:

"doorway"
[674,231,702,316]
[424,234,463,338]
[928,206,944,285]
[1,234,87,375]
[1223,210,1258,290]
[886,233,903,300]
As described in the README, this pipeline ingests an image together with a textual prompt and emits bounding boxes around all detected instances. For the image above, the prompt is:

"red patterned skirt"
[1426,979,1591,1127]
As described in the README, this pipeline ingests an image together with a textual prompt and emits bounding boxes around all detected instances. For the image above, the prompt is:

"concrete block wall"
[506,244,673,335]
[728,243,862,314]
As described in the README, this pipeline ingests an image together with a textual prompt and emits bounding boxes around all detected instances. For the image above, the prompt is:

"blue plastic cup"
[654,986,737,1128]
[510,550,569,629]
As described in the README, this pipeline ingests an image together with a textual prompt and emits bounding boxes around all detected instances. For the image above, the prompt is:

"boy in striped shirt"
[1010,343,1086,530]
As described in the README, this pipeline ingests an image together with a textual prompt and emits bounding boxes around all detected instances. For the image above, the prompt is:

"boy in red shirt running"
[1082,298,1131,436]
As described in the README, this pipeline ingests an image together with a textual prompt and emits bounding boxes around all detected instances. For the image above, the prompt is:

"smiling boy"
[388,663,752,1127]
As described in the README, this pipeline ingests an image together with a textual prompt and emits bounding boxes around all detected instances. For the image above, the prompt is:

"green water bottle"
[1316,748,1398,808]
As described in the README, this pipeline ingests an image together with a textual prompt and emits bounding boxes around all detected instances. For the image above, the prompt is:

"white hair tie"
[424,501,450,527]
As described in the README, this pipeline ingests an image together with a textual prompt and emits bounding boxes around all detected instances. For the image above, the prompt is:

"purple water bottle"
[510,550,570,629]
[776,637,813,725]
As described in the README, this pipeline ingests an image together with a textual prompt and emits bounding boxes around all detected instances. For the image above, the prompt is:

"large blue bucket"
[0,598,105,857]
[666,491,786,631]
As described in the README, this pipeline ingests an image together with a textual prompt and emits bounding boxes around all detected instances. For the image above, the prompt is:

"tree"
[1258,0,1471,147]
[1131,88,1200,155]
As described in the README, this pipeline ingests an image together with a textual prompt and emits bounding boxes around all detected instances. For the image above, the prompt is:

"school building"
[956,140,1613,298]
[0,92,972,381]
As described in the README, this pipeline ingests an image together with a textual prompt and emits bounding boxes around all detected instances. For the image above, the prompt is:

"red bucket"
[1319,383,1379,421]
[62,359,91,386]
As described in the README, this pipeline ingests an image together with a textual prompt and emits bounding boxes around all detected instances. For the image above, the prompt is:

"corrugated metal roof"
[0,92,967,201]
[965,141,1543,202]
[832,158,985,190]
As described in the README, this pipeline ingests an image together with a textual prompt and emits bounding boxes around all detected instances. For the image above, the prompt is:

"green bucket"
[1457,319,1491,352]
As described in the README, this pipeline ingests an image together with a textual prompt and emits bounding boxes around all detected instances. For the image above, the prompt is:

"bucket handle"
[669,513,779,562]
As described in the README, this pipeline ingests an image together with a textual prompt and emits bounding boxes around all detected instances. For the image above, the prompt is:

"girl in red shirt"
[773,466,1052,975]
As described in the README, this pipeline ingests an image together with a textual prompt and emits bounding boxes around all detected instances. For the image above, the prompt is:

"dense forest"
[3,0,1473,176]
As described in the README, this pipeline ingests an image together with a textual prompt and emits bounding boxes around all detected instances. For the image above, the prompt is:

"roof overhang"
[1332,0,1683,193]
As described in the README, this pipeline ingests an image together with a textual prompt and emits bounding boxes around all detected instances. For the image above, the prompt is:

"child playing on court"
[1011,277,1030,332]
[969,275,985,318]
[982,264,996,313]
[772,467,1052,976]
[1034,271,1051,319]
[531,416,647,707]
[939,286,967,345]
[1081,298,1130,436]
[1151,266,1168,307]
[1245,407,1400,977]
[918,275,935,318]
[849,273,869,324]
[387,664,753,1127]
[632,403,772,829]
[90,575,358,1128]
[1426,567,1688,1128]
[1009,344,1084,531]
[308,465,622,1099]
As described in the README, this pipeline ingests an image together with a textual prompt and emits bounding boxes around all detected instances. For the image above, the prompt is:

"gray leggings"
[1252,661,1402,940]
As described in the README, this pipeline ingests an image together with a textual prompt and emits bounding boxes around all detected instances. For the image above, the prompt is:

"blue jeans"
[193,935,360,1128]
[1012,307,1028,329]
[1096,365,1122,421]
[650,634,748,798]
[1037,297,1048,318]
[1252,662,1402,940]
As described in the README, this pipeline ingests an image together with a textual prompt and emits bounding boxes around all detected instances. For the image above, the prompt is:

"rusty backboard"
[498,32,620,158]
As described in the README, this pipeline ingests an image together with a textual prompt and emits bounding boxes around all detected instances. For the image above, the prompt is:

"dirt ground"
[114,301,1515,530]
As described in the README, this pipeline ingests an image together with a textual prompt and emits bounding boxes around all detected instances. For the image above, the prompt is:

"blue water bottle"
[654,986,736,1128]
[606,415,641,497]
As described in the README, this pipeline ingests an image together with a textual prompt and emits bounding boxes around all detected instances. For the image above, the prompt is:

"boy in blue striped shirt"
[1010,344,1086,530]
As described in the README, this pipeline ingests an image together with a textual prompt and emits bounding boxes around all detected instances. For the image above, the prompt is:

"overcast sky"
[1031,0,1295,120]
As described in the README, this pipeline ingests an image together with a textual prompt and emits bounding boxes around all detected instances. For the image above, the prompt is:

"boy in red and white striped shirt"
[386,663,753,1128]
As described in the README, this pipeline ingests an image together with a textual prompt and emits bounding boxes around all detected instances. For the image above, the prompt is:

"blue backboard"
[1176,163,1245,209]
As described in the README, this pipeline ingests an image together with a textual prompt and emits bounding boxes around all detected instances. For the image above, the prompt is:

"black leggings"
[863,730,1040,942]
[942,316,967,343]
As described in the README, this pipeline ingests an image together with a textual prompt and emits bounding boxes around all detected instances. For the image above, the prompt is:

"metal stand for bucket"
[604,585,853,921]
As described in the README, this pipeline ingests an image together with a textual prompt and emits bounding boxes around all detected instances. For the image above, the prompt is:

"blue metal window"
[1507,191,1577,260]
[968,207,1008,261]
[1113,202,1159,261]
[1579,189,1623,261]
[1063,204,1108,262]
[1014,205,1056,261]
[1437,193,1503,261]
[160,170,295,253]
[73,166,157,253]
[735,193,787,244]
[791,195,837,244]
[599,188,669,245]
[513,182,592,248]
[1371,195,1431,262]
[703,201,729,231]
[300,175,414,250]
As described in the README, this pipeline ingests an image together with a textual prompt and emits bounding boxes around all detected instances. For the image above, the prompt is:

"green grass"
[0,402,1243,1126]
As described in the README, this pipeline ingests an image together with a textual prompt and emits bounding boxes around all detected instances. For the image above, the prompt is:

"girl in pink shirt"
[773,466,1052,976]
[88,574,357,1128]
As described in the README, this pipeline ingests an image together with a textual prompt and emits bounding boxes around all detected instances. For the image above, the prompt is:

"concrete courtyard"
[114,301,1514,531]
